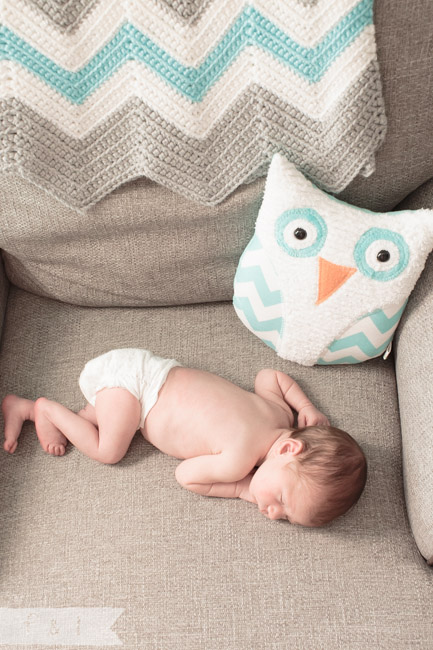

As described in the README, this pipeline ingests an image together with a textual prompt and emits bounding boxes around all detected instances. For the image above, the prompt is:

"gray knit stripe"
[22,0,101,32]
[0,62,386,209]
[22,0,322,31]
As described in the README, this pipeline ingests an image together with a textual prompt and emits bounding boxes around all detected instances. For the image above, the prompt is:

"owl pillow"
[233,154,433,366]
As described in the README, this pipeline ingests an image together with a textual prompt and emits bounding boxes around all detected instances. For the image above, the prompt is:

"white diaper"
[78,348,181,428]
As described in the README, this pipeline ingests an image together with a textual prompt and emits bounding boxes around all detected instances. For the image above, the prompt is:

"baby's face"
[249,456,314,526]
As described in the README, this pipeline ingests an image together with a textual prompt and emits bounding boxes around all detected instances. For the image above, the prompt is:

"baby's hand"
[297,404,330,428]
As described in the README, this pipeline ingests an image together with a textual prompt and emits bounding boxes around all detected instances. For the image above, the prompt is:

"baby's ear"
[278,437,303,456]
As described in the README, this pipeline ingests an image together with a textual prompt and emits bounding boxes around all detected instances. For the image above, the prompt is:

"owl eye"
[377,250,390,262]
[354,227,410,281]
[294,228,307,240]
[275,208,327,258]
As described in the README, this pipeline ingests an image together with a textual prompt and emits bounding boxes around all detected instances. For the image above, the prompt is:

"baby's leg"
[77,403,98,426]
[34,388,141,464]
[2,394,36,454]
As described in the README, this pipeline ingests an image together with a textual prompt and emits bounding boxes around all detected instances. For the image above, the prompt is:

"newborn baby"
[2,348,367,527]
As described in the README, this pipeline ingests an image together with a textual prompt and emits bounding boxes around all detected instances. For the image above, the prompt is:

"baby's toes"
[4,440,17,454]
[52,444,65,456]
[47,442,66,456]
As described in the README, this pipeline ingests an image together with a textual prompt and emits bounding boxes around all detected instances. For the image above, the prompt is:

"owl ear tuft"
[423,209,433,240]
[265,153,310,194]
[412,209,433,247]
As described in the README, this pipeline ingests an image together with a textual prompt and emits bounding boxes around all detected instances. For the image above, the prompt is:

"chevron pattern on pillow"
[233,234,284,352]
[317,301,408,364]
[0,0,386,209]
[233,232,410,365]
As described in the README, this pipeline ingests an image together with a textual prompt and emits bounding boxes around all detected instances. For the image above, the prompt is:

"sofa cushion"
[0,287,432,648]
[0,173,263,306]
[0,255,9,339]
[393,178,433,564]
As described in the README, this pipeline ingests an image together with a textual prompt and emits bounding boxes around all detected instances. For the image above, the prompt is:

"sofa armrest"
[393,178,433,564]
[0,252,9,342]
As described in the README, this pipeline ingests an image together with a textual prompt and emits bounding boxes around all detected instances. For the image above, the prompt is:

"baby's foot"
[2,394,33,453]
[34,398,67,456]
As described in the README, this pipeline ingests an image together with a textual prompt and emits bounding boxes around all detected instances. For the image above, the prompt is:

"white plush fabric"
[233,154,433,366]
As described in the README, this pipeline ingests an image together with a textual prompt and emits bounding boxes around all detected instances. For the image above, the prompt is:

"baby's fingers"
[314,416,330,427]
[303,414,329,427]
[297,414,307,428]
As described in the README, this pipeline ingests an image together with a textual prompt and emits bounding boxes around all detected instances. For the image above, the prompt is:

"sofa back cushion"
[0,174,263,306]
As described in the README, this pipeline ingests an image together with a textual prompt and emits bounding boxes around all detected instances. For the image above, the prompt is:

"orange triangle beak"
[316,257,356,305]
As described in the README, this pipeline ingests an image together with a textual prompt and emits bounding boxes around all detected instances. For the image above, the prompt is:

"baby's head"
[249,425,367,527]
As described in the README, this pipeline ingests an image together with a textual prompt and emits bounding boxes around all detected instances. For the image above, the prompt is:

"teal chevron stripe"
[255,0,372,82]
[326,331,393,358]
[0,0,373,104]
[367,301,407,333]
[235,265,282,307]
[244,234,262,252]
[318,354,370,365]
[233,296,283,336]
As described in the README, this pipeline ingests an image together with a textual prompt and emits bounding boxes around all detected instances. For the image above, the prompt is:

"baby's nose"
[267,505,281,520]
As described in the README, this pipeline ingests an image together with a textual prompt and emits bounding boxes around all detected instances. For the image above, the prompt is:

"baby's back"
[142,367,293,460]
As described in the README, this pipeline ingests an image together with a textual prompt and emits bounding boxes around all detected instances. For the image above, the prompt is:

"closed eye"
[280,494,292,523]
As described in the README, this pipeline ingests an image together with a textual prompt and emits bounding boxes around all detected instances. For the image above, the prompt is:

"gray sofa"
[1,2,432,649]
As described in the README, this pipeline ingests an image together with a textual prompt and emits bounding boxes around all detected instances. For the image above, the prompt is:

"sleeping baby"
[2,348,367,527]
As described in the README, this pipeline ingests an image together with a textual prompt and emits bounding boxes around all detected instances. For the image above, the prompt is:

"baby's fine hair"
[288,425,367,527]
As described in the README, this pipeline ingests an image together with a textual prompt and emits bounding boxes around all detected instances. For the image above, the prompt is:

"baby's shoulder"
[253,390,295,429]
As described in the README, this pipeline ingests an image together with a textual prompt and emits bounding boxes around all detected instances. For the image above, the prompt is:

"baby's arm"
[255,369,330,427]
[175,455,256,502]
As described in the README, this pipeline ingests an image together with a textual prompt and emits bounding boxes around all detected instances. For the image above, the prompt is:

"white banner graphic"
[0,608,124,646]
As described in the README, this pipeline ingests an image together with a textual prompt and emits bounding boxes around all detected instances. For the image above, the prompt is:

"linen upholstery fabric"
[0,0,386,208]
[0,287,432,649]
[0,255,9,339]
[0,173,263,307]
[393,178,433,565]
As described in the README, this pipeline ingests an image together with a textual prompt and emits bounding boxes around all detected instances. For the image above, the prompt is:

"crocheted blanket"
[0,0,387,209]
